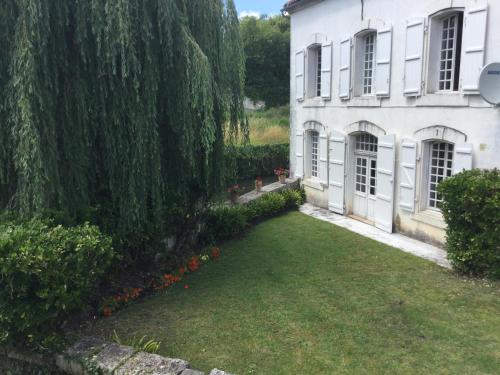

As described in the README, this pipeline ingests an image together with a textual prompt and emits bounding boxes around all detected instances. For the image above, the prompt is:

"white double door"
[352,153,377,222]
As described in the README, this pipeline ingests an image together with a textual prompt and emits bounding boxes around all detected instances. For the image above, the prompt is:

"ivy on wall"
[0,0,246,236]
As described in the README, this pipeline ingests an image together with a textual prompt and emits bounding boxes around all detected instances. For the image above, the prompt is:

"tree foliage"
[240,15,290,107]
[0,0,245,238]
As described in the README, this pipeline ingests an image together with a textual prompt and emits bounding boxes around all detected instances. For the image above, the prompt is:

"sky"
[234,0,284,18]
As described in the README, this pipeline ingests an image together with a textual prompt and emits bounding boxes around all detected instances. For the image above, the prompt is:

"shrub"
[246,193,286,221]
[280,188,306,209]
[203,204,249,243]
[439,169,500,278]
[203,188,306,244]
[0,218,116,349]
[225,143,289,182]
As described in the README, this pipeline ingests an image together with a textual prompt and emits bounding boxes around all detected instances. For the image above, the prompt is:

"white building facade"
[285,0,500,245]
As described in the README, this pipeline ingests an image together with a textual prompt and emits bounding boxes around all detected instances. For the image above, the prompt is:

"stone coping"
[3,337,234,375]
[237,177,300,204]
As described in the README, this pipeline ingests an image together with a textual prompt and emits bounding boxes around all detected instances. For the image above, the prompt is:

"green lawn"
[87,212,500,374]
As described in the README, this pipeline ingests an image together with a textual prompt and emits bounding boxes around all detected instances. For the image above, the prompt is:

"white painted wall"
[289,0,500,244]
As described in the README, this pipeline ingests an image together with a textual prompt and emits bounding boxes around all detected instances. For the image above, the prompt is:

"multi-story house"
[283,0,499,245]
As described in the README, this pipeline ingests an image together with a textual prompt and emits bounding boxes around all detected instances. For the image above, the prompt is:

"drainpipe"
[361,0,364,20]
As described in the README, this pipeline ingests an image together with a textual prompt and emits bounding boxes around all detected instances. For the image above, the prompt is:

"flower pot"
[255,179,263,192]
[278,175,286,184]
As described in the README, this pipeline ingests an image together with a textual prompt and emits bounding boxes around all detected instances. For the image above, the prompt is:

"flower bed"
[100,247,222,317]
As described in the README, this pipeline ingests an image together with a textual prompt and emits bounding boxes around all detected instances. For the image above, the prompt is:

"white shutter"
[295,50,305,101]
[295,130,304,179]
[328,130,346,214]
[321,42,333,100]
[375,26,393,97]
[399,139,417,212]
[403,18,425,97]
[319,132,328,185]
[339,36,351,100]
[453,143,473,174]
[375,134,396,233]
[461,4,488,94]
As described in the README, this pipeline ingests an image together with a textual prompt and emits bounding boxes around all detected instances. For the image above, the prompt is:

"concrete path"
[300,203,451,269]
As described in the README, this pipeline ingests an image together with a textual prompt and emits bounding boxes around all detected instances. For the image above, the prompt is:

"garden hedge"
[203,187,305,243]
[0,217,116,349]
[439,169,500,279]
[225,143,289,182]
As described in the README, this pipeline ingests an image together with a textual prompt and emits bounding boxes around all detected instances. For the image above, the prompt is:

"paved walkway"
[300,203,451,269]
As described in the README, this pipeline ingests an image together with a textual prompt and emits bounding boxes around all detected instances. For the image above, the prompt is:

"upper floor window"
[354,31,377,97]
[428,10,464,93]
[307,45,322,98]
[362,33,376,95]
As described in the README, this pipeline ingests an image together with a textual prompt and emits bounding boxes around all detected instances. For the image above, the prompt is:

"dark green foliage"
[439,169,500,278]
[0,0,246,243]
[246,193,286,221]
[240,15,290,106]
[225,143,289,182]
[0,217,116,349]
[204,204,249,243]
[203,187,305,243]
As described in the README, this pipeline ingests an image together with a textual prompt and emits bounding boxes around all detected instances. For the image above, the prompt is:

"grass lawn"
[86,212,500,374]
[245,106,289,145]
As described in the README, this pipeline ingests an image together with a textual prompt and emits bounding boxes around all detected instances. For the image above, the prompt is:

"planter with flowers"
[274,168,289,184]
[255,177,263,192]
[227,184,242,204]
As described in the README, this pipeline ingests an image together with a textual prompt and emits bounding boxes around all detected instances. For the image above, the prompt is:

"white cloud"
[239,10,261,19]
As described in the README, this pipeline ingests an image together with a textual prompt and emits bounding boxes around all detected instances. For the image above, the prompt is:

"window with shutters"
[307,45,322,98]
[427,10,464,93]
[354,31,377,97]
[310,131,319,178]
[426,141,454,210]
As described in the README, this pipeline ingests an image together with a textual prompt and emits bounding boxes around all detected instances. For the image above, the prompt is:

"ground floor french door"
[351,133,378,222]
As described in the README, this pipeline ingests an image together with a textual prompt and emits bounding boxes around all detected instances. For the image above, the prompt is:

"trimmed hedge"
[0,218,116,349]
[225,143,289,182]
[439,169,500,279]
[204,188,305,243]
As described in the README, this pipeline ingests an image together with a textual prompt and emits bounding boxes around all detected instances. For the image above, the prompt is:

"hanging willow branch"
[0,0,246,235]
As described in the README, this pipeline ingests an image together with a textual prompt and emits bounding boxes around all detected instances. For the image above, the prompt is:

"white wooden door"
[352,155,377,221]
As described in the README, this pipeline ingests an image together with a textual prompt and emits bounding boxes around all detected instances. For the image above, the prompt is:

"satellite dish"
[479,63,500,106]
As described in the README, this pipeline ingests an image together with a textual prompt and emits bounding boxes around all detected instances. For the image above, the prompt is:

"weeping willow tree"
[0,0,246,239]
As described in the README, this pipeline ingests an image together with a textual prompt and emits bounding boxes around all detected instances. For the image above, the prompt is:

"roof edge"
[281,0,324,14]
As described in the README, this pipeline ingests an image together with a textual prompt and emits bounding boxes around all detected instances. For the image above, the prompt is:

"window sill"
[302,97,326,108]
[346,96,381,107]
[416,93,469,107]
[302,178,324,191]
[412,209,447,230]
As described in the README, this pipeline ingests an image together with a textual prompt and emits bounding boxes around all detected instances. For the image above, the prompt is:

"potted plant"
[227,184,241,204]
[255,177,263,192]
[274,168,289,184]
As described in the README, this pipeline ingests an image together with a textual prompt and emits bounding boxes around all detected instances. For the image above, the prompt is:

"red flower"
[103,307,113,317]
[211,247,221,259]
[179,266,186,276]
[187,256,200,272]
[184,285,190,289]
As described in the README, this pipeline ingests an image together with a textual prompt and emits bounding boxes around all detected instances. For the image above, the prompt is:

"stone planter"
[255,179,263,192]
[278,175,287,184]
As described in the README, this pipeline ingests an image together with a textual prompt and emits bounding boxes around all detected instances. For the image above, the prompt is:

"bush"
[439,169,500,278]
[203,188,305,243]
[0,218,116,349]
[225,143,289,182]
[203,204,249,243]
